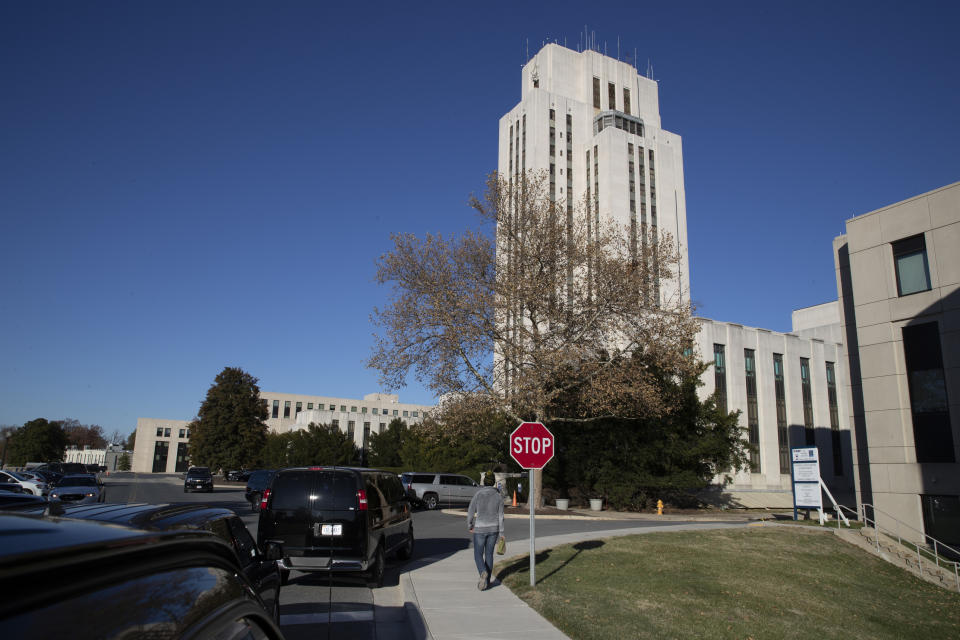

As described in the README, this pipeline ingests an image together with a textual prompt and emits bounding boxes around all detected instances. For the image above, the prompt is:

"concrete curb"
[439,508,766,523]
[400,570,434,640]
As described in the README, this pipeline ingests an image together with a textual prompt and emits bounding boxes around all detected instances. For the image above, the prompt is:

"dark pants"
[473,531,498,575]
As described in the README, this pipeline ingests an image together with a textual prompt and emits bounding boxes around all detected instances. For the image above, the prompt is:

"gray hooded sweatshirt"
[467,486,505,534]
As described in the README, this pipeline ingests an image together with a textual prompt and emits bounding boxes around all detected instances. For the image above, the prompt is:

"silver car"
[49,475,104,504]
[402,472,480,510]
[0,470,47,496]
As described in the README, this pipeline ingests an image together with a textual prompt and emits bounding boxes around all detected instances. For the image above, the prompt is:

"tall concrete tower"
[498,43,690,307]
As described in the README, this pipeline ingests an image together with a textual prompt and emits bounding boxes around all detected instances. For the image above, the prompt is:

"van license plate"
[321,524,342,536]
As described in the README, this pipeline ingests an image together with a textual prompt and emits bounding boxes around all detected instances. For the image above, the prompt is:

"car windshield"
[7,472,27,481]
[61,476,97,487]
[188,468,211,477]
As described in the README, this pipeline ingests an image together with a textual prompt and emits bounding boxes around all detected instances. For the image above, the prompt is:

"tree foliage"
[117,452,131,471]
[260,424,359,468]
[125,430,137,451]
[368,417,407,467]
[545,359,749,509]
[61,419,107,449]
[370,170,700,426]
[188,367,269,473]
[6,418,69,465]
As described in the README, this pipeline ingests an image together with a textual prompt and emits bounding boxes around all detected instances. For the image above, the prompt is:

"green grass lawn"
[497,527,960,640]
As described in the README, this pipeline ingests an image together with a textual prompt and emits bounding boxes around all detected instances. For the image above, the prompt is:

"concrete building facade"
[499,43,690,307]
[834,180,960,546]
[132,392,432,474]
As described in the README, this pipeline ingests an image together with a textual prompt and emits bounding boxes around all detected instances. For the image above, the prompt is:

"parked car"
[0,512,285,639]
[34,462,89,475]
[257,466,414,587]
[0,470,47,496]
[48,474,104,504]
[0,492,46,510]
[228,469,252,482]
[28,468,62,486]
[28,502,284,623]
[184,466,214,493]
[246,469,276,512]
[402,472,481,510]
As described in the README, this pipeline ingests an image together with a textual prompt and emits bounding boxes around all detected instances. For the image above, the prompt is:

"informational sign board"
[791,447,823,514]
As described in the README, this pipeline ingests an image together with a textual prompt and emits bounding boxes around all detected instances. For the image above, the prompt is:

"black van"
[257,466,414,587]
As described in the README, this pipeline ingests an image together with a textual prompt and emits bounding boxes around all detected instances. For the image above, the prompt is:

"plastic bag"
[495,535,506,555]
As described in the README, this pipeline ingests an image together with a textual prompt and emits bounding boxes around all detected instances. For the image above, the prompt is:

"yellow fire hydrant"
[657,499,663,515]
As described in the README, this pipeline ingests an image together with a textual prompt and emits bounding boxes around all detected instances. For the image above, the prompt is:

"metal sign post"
[509,422,555,588]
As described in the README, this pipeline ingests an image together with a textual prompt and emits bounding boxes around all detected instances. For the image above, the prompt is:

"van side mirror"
[264,540,284,561]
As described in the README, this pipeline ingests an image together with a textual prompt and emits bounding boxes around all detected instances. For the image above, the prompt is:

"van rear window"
[271,470,357,511]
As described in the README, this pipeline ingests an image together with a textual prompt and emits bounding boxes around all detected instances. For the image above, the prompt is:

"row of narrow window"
[713,345,843,476]
[267,399,418,420]
[593,77,632,115]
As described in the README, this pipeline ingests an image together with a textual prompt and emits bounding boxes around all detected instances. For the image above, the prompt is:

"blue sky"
[2,2,958,437]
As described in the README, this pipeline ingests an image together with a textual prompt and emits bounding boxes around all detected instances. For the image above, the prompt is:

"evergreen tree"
[117,452,131,471]
[286,423,358,466]
[188,367,268,475]
[6,418,69,466]
[368,418,406,467]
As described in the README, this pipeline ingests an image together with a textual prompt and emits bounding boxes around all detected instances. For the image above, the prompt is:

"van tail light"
[260,488,271,511]
[357,489,368,511]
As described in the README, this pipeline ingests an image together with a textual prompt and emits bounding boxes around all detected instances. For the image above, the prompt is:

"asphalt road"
[101,472,700,640]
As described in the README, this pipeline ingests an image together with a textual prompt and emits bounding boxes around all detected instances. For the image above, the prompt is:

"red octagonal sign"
[510,422,555,469]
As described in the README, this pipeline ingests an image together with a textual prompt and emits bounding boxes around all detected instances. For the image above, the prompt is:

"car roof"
[18,502,238,531]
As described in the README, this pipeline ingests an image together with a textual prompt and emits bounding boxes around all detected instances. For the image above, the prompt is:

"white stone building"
[500,44,856,507]
[132,392,432,473]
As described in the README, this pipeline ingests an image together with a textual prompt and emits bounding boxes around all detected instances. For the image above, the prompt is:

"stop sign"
[510,422,555,469]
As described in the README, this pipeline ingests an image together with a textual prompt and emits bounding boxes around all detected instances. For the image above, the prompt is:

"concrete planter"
[555,499,569,510]
[589,498,603,511]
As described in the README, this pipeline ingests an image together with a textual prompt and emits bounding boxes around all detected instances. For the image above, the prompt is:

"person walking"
[467,483,505,591]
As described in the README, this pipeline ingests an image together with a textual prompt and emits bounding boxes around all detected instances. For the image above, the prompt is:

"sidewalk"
[400,511,753,640]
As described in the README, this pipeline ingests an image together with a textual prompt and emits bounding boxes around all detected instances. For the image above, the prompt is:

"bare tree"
[369,170,700,503]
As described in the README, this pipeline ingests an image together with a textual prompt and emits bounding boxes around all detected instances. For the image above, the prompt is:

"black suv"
[258,466,414,587]
[0,512,285,639]
[184,466,214,493]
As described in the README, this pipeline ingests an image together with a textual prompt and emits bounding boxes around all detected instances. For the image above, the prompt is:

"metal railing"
[839,503,960,592]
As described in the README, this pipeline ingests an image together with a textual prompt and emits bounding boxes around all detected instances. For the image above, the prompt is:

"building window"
[372,408,378,415]
[156,427,163,437]
[347,421,355,438]
[332,419,339,428]
[152,441,169,473]
[921,495,960,547]
[393,409,399,416]
[351,406,358,412]
[892,234,931,296]
[774,354,789,474]
[272,400,279,419]
[164,428,171,438]
[362,407,368,414]
[179,429,185,438]
[403,410,409,417]
[380,422,386,432]
[826,362,843,475]
[593,77,601,109]
[713,344,727,414]
[412,411,418,418]
[623,87,631,114]
[903,322,954,462]
[607,82,616,110]
[282,401,289,418]
[745,349,760,472]
[307,403,313,410]
[340,405,346,412]
[186,429,190,439]
[295,402,302,416]
[329,404,336,410]
[800,358,814,446]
